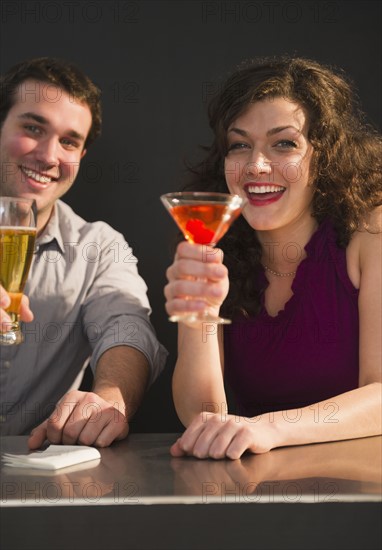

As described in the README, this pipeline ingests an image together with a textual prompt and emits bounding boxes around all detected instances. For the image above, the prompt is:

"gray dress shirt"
[0,200,167,435]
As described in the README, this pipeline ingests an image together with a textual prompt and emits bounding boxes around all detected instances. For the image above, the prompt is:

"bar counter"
[1,433,381,549]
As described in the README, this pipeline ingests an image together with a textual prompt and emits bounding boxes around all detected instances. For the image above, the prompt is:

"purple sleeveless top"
[223,219,359,417]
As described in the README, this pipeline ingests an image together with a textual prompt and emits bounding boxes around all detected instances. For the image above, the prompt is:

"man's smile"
[20,165,58,185]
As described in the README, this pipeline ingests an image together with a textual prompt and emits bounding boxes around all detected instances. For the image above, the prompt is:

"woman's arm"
[172,324,226,426]
[165,242,229,426]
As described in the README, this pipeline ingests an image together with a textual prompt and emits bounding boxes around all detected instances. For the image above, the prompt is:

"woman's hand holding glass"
[164,241,229,328]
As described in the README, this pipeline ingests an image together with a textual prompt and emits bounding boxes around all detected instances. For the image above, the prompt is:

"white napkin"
[2,445,101,471]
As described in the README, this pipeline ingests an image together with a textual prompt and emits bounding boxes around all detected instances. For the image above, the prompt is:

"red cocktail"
[161,191,245,324]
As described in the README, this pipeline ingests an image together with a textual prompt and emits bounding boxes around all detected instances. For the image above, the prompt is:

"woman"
[165,56,382,459]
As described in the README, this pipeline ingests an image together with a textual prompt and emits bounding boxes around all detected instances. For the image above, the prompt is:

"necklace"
[262,264,297,277]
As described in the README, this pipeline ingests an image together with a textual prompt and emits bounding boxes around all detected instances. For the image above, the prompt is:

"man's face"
[0,79,92,230]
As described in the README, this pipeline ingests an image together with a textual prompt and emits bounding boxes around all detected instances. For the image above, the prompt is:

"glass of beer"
[0,197,37,345]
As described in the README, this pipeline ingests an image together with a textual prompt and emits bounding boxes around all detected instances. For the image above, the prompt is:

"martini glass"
[161,191,245,324]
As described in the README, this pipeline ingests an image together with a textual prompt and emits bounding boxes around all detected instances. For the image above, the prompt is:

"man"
[0,57,167,447]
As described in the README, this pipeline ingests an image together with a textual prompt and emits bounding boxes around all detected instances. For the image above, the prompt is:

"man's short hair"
[0,57,102,148]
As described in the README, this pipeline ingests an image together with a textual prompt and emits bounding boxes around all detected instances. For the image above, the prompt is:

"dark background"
[1,0,381,432]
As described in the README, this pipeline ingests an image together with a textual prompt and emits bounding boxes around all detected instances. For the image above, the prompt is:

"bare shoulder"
[358,206,382,257]
[346,206,382,288]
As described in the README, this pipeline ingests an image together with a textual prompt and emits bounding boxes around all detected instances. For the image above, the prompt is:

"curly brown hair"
[182,56,382,317]
[0,57,101,148]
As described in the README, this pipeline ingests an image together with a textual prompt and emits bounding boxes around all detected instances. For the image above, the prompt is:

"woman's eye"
[274,140,297,149]
[227,142,250,152]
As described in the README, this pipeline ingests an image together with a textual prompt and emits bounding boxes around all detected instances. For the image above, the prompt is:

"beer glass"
[0,197,37,345]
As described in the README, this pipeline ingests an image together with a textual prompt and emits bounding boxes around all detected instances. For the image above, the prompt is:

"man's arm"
[28,345,149,449]
[28,220,165,449]
[93,345,150,421]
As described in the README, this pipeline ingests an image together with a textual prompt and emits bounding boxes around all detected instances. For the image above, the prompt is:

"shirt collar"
[36,204,65,253]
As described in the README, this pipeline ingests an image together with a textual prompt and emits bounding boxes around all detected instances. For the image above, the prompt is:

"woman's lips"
[244,183,286,206]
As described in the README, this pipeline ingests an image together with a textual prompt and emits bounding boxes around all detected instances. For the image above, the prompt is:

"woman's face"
[224,97,314,232]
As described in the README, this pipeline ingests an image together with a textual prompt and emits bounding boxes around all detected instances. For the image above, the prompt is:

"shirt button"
[3,361,11,369]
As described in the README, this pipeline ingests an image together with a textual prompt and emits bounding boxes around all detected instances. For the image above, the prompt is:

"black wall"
[1,0,381,432]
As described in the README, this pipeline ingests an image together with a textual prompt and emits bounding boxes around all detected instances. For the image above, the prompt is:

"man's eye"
[24,125,41,135]
[61,139,79,149]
